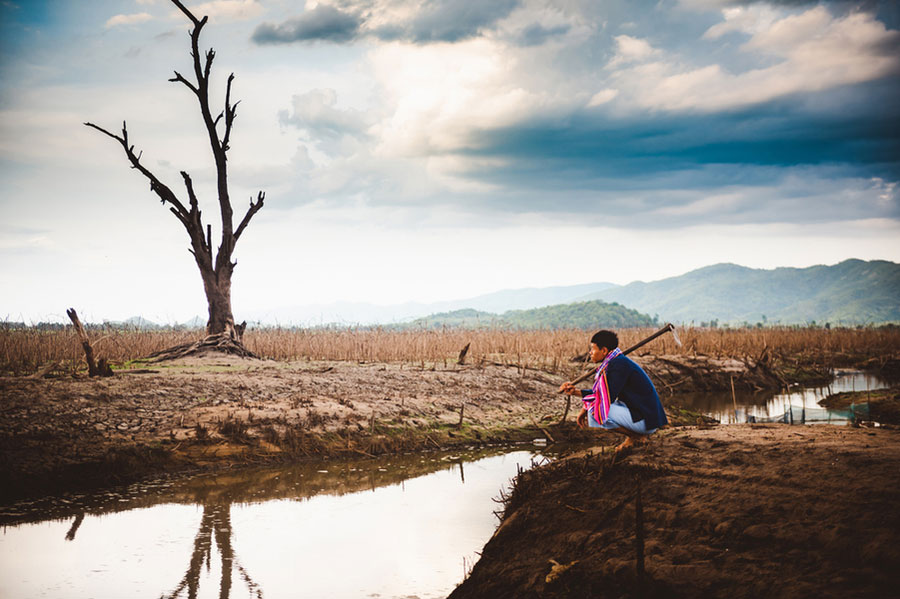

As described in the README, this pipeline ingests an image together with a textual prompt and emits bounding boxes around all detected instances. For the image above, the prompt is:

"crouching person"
[559,329,667,453]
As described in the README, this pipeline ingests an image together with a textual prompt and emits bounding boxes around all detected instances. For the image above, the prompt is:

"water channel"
[679,371,891,424]
[1,372,891,598]
[0,445,565,599]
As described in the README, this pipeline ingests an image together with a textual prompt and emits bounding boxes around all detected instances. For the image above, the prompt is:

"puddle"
[0,444,574,599]
[678,371,891,424]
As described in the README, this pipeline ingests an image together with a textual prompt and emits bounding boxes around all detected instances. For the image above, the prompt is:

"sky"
[1,0,898,324]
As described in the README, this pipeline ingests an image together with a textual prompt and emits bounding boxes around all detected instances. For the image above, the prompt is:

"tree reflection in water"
[5,446,527,599]
[161,502,262,599]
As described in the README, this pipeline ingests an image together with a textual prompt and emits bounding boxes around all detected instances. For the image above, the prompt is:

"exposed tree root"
[147,333,257,362]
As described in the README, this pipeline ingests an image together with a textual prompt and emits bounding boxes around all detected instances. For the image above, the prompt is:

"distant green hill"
[408,300,657,329]
[580,259,900,325]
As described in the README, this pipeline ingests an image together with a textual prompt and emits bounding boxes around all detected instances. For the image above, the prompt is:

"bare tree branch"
[234,192,264,243]
[222,73,237,152]
[168,71,198,95]
[203,49,215,83]
[170,0,202,27]
[84,121,190,219]
[180,171,200,214]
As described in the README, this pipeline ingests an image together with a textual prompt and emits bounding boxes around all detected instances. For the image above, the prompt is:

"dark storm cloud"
[724,0,899,26]
[425,81,900,226]
[251,0,519,45]
[477,76,899,173]
[252,4,361,44]
[512,23,571,47]
[391,0,519,43]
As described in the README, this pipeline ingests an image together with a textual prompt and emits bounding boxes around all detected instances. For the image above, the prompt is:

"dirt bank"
[450,424,900,599]
[0,353,819,502]
[820,386,900,425]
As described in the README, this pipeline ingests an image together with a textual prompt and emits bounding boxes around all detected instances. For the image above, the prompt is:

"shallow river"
[0,445,562,599]
[2,373,890,597]
[678,371,891,424]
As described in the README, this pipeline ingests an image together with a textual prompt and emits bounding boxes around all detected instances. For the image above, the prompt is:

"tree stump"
[66,308,113,377]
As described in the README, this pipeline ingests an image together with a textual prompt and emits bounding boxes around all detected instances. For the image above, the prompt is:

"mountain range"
[578,259,899,325]
[259,259,898,327]
[79,259,898,328]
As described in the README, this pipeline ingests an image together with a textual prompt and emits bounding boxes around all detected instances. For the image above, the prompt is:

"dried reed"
[2,323,898,377]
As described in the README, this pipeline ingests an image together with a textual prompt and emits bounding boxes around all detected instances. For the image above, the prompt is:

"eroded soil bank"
[450,424,900,599]
[0,352,858,503]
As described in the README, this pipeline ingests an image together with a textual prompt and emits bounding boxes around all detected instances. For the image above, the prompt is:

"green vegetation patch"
[407,299,657,330]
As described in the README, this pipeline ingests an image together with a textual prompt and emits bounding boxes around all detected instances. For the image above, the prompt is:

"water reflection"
[0,445,562,599]
[678,371,890,424]
[162,502,263,599]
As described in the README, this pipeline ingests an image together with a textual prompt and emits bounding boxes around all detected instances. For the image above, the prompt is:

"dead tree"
[66,308,114,377]
[85,0,263,359]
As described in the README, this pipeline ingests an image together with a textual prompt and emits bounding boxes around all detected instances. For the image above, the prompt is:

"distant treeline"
[0,321,201,332]
[404,299,658,330]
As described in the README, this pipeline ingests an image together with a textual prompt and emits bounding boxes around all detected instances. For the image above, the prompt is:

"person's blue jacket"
[581,354,668,429]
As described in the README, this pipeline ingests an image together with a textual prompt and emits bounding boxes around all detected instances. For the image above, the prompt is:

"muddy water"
[0,445,569,599]
[678,371,891,424]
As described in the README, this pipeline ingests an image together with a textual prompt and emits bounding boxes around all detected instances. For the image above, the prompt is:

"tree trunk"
[201,267,238,340]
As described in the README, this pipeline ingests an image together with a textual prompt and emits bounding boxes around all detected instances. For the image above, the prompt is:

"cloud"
[512,22,571,47]
[679,0,818,8]
[184,0,263,22]
[587,89,619,107]
[252,4,361,44]
[279,88,373,156]
[702,4,782,39]
[105,12,153,28]
[263,1,898,230]
[385,0,520,43]
[607,34,659,67]
[609,7,900,112]
[251,0,519,45]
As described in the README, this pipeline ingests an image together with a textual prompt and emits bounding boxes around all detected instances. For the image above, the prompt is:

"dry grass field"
[2,324,897,377]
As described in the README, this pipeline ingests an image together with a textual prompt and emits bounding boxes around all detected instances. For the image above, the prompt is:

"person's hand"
[558,381,579,396]
[576,408,588,429]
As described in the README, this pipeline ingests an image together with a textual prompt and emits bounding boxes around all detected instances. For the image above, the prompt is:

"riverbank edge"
[0,422,597,503]
[0,355,885,505]
[448,424,900,599]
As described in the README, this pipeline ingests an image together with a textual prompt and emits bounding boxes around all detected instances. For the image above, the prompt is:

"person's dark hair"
[590,330,618,351]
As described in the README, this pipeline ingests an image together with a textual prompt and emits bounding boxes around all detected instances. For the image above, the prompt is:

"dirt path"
[450,424,900,599]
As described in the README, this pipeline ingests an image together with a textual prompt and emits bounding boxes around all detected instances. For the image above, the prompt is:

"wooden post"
[66,308,112,377]
[560,395,572,425]
[457,342,470,366]
[457,402,466,428]
[730,375,738,422]
[635,477,646,587]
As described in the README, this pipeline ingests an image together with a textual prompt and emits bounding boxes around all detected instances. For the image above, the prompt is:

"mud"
[450,424,900,599]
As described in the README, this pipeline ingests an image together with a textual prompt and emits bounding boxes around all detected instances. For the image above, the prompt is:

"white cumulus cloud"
[104,12,153,28]
[611,7,900,112]
[182,0,263,22]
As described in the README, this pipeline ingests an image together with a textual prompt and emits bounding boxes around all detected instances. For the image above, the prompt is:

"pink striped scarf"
[583,348,622,424]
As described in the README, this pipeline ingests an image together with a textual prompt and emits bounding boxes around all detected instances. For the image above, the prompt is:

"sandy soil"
[449,424,900,599]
